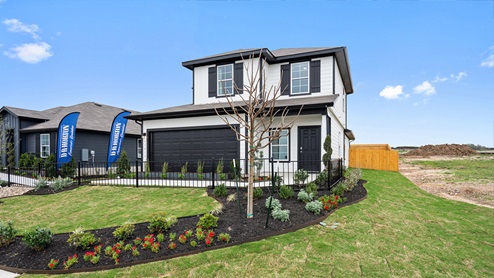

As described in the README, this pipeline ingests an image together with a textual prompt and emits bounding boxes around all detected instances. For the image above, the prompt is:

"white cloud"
[4,42,53,63]
[481,46,494,68]
[450,72,467,81]
[432,75,448,83]
[3,18,40,40]
[414,81,436,95]
[0,0,6,6]
[379,85,405,100]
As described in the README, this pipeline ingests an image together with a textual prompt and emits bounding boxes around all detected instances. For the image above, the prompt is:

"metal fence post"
[7,166,11,187]
[77,161,81,186]
[211,158,215,189]
[135,161,139,188]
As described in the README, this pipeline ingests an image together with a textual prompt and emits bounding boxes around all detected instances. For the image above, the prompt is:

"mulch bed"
[0,181,367,274]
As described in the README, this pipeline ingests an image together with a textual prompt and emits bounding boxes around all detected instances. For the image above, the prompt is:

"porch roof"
[127,95,338,121]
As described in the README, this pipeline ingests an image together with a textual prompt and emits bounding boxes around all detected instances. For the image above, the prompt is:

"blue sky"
[1,0,493,147]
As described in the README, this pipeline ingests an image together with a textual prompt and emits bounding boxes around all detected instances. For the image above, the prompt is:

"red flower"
[49,263,54,268]
[208,231,215,237]
[205,238,211,245]
[324,205,329,211]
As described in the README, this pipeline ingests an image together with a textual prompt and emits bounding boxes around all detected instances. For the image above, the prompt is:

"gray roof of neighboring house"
[128,95,338,121]
[1,102,141,135]
[181,47,353,94]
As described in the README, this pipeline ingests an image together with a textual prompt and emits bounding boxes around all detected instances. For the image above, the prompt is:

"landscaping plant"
[294,169,309,186]
[161,162,169,179]
[22,226,53,251]
[305,182,318,195]
[297,189,314,203]
[271,208,290,222]
[253,187,263,199]
[112,222,135,241]
[148,211,178,233]
[213,183,228,197]
[196,213,219,229]
[67,228,99,249]
[305,200,323,215]
[278,185,294,199]
[265,196,282,210]
[63,254,78,269]
[197,160,204,180]
[0,220,17,247]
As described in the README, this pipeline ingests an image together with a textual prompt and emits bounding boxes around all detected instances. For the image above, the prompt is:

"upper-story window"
[217,64,234,96]
[40,134,50,158]
[208,63,243,98]
[281,60,320,96]
[291,62,309,94]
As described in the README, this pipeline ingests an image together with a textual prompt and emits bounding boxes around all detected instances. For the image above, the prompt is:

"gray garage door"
[149,127,239,171]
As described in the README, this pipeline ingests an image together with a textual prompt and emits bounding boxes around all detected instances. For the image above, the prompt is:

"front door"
[298,126,321,172]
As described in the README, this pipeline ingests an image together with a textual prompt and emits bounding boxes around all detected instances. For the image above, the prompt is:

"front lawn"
[24,169,494,277]
[0,186,218,234]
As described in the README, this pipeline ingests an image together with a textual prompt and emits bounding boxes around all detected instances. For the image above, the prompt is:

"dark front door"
[298,126,321,172]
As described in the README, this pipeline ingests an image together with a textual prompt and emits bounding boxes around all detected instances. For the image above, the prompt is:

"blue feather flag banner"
[107,111,131,169]
[57,112,80,167]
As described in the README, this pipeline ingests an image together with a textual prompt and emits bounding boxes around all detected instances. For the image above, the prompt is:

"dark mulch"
[22,184,82,195]
[0,181,367,274]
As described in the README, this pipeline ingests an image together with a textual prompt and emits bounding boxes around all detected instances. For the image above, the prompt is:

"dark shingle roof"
[2,102,141,135]
[128,95,338,121]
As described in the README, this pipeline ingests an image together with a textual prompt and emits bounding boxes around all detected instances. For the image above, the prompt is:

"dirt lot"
[400,156,494,209]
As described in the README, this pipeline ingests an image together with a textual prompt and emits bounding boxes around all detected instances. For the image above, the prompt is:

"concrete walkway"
[0,269,19,278]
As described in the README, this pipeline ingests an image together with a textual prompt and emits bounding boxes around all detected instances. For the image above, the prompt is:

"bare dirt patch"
[399,156,494,209]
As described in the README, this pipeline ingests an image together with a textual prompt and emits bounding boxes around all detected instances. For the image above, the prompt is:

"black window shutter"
[234,63,243,94]
[310,60,321,93]
[208,67,217,97]
[280,64,290,95]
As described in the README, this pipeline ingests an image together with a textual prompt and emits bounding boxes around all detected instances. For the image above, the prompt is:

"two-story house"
[128,47,355,174]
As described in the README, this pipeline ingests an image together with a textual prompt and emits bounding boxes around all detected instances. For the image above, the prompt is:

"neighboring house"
[128,47,355,173]
[0,102,141,166]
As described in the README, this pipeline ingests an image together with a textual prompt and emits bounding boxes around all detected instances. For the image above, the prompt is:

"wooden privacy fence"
[349,144,399,172]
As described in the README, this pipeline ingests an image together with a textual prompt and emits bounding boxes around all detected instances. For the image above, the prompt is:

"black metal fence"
[0,158,343,189]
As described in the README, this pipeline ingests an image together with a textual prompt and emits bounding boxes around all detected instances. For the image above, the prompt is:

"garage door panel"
[150,127,239,172]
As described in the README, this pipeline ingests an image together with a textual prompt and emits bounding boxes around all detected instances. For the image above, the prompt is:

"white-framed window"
[40,134,50,158]
[137,138,142,159]
[271,129,289,161]
[217,64,234,96]
[291,62,309,94]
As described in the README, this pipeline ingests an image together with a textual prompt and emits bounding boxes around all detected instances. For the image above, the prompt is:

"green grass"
[0,186,218,234]
[410,156,494,183]
[22,170,494,277]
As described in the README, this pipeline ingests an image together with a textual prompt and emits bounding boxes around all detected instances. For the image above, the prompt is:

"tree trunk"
[247,120,255,218]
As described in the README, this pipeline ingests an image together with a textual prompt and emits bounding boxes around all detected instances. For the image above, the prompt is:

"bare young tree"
[215,54,302,218]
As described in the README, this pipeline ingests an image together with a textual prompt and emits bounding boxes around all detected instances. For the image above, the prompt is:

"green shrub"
[0,180,8,187]
[322,135,332,170]
[196,213,218,230]
[253,187,263,199]
[294,169,309,186]
[50,176,73,191]
[60,158,76,178]
[67,228,99,249]
[112,222,135,241]
[271,208,290,222]
[161,162,169,179]
[297,189,313,203]
[34,177,49,190]
[22,226,53,251]
[0,221,17,247]
[116,150,130,177]
[265,196,282,210]
[148,212,178,233]
[315,170,329,186]
[278,185,294,199]
[331,182,346,196]
[213,183,228,197]
[305,182,318,195]
[342,168,362,191]
[305,200,323,215]
[45,154,57,178]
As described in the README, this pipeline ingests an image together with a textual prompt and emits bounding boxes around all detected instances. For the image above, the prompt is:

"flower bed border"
[0,183,367,275]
